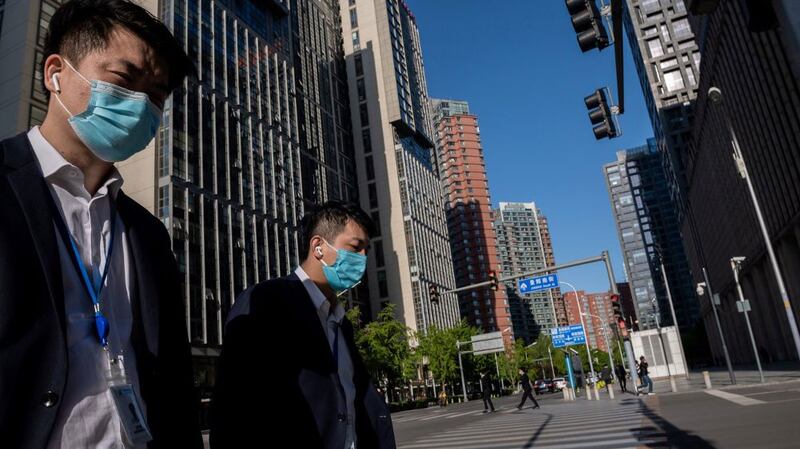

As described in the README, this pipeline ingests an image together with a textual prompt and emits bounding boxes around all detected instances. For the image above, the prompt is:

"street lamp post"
[582,311,616,399]
[561,281,596,400]
[731,257,765,383]
[528,340,556,380]
[456,341,468,402]
[709,86,800,361]
[697,273,736,384]
[654,246,690,379]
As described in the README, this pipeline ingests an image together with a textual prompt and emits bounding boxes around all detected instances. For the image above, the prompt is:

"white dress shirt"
[295,266,357,449]
[28,127,145,449]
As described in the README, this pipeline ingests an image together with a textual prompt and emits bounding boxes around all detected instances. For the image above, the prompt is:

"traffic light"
[610,294,622,321]
[429,284,439,304]
[611,293,629,337]
[565,0,609,52]
[488,271,499,291]
[584,88,618,140]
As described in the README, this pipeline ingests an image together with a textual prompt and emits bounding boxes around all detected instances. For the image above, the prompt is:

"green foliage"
[415,321,479,386]
[348,304,413,390]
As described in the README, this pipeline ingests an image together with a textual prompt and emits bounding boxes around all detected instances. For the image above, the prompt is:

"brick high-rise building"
[563,290,615,352]
[431,98,512,339]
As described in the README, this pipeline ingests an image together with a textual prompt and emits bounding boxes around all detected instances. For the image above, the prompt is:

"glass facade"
[605,153,657,329]
[605,140,698,331]
[159,0,359,398]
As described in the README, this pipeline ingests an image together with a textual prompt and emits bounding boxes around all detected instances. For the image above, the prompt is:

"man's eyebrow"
[111,59,170,94]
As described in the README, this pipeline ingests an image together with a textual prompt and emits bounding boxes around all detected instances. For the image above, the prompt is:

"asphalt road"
[393,380,800,448]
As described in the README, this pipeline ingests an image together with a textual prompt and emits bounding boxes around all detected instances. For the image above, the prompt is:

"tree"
[347,304,413,402]
[498,339,529,387]
[415,321,479,396]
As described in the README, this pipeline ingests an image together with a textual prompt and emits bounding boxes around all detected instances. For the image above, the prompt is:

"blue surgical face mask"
[319,239,367,293]
[54,59,162,162]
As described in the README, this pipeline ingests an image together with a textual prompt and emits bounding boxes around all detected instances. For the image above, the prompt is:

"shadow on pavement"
[623,397,716,448]
[523,412,552,448]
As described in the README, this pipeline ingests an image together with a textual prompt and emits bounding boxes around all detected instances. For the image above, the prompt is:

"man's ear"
[311,236,324,260]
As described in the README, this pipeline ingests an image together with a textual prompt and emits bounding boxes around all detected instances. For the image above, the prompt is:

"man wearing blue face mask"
[211,201,396,449]
[0,1,201,448]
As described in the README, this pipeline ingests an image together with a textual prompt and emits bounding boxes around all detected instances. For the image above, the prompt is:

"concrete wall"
[630,326,687,378]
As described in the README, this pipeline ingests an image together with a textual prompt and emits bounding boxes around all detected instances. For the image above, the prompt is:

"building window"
[374,240,385,267]
[354,54,364,77]
[371,211,381,237]
[28,104,47,127]
[641,0,660,13]
[663,70,685,92]
[359,103,369,126]
[357,78,366,101]
[673,18,691,39]
[352,31,360,51]
[158,186,170,219]
[377,270,388,297]
[365,155,375,180]
[686,66,696,86]
[368,183,378,209]
[647,39,663,58]
[349,8,358,28]
[362,128,372,153]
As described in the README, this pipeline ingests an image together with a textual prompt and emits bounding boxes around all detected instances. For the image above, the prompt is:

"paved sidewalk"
[628,363,800,395]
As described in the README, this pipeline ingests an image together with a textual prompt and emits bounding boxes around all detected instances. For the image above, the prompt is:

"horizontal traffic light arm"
[439,253,607,296]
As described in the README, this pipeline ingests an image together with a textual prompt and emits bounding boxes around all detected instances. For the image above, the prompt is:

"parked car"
[534,378,554,395]
[552,377,567,391]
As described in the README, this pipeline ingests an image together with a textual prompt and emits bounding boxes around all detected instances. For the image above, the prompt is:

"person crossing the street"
[480,372,496,413]
[516,368,540,410]
[638,356,654,395]
[615,363,628,393]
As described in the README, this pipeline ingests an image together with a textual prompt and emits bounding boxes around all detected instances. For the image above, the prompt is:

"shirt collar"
[27,126,124,199]
[295,266,345,322]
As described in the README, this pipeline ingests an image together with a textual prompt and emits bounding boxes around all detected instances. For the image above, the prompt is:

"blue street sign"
[517,274,559,294]
[550,324,586,348]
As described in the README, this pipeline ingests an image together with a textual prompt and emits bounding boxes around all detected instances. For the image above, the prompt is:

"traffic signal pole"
[602,251,639,392]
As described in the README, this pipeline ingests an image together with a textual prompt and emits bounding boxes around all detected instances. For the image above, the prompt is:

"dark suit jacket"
[0,133,202,449]
[520,373,532,392]
[210,274,395,449]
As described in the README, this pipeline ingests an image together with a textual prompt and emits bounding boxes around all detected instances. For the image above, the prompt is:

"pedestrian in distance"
[516,368,540,410]
[601,365,613,392]
[0,1,202,447]
[211,201,395,449]
[638,356,654,395]
[615,363,628,393]
[480,373,496,413]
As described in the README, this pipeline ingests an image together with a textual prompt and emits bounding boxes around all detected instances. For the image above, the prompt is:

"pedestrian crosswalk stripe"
[403,429,667,448]
[397,398,666,449]
[705,389,766,406]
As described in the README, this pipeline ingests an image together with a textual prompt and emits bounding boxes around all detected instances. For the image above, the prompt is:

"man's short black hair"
[300,201,376,257]
[42,0,194,99]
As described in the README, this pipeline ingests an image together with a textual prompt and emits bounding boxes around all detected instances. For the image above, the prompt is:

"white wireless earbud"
[316,246,323,256]
[52,73,61,93]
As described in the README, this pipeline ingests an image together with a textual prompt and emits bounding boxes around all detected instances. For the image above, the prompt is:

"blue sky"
[406,0,655,292]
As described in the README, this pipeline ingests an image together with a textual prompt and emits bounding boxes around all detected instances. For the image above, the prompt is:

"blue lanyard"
[58,206,117,348]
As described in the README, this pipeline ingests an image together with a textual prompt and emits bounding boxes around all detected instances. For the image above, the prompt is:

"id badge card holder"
[106,352,153,446]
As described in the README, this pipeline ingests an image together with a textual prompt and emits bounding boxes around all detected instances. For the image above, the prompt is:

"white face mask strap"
[62,58,92,86]
[53,89,74,117]
[53,58,90,118]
